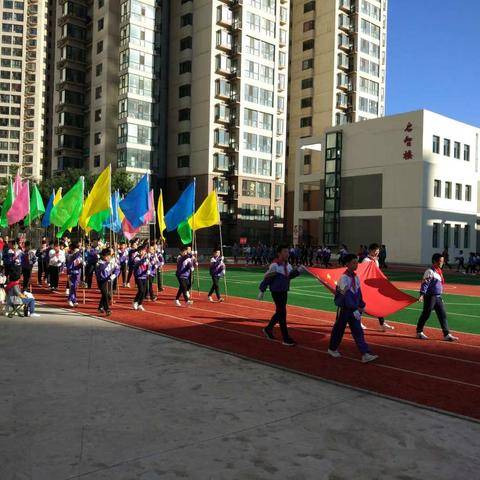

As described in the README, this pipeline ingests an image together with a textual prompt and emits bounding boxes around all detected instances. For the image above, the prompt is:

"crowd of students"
[0,234,461,364]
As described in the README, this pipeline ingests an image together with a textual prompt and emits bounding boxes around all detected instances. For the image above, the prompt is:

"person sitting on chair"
[6,268,39,317]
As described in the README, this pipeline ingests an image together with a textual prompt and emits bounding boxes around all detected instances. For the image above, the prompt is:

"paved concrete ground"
[1,306,479,480]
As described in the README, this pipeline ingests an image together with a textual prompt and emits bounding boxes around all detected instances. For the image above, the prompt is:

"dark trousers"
[329,308,369,354]
[147,276,156,299]
[416,295,450,336]
[134,278,147,305]
[266,291,290,341]
[120,263,127,284]
[85,263,96,289]
[69,273,80,304]
[176,277,189,301]
[127,266,134,284]
[37,261,46,284]
[49,266,60,289]
[378,317,385,325]
[22,267,32,291]
[98,281,110,311]
[208,275,221,299]
[157,270,163,290]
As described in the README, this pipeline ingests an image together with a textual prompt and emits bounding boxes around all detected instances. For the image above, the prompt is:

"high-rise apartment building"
[50,0,167,178]
[287,0,388,237]
[0,0,48,182]
[167,0,289,244]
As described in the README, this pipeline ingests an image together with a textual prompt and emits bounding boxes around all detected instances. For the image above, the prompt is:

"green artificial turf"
[161,266,480,335]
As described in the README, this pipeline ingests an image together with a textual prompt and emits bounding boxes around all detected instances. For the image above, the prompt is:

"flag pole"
[192,178,200,297]
[216,190,228,300]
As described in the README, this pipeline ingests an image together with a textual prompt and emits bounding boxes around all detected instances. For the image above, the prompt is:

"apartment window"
[464,225,470,248]
[94,155,100,167]
[179,84,191,97]
[95,63,102,76]
[180,36,192,50]
[454,224,461,249]
[275,162,283,178]
[300,117,312,128]
[301,78,313,89]
[302,58,314,70]
[444,181,451,199]
[95,86,102,99]
[243,156,257,174]
[455,183,462,200]
[432,135,440,154]
[177,155,190,168]
[178,108,190,121]
[433,179,441,198]
[303,39,315,51]
[453,141,460,159]
[304,1,315,13]
[95,109,101,121]
[443,138,450,156]
[465,185,472,202]
[94,132,101,145]
[96,41,103,54]
[443,224,450,249]
[180,13,193,27]
[301,97,312,108]
[464,144,470,161]
[303,20,315,32]
[178,132,190,145]
[432,223,440,248]
[179,60,192,74]
[97,18,104,31]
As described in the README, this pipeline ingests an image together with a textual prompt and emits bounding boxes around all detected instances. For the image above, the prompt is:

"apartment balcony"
[339,0,351,12]
[231,18,242,31]
[213,153,230,172]
[280,7,288,25]
[336,93,350,109]
[338,14,352,32]
[216,30,232,52]
[229,91,240,104]
[231,0,243,8]
[337,72,351,90]
[216,6,232,27]
[338,33,352,51]
[214,104,231,124]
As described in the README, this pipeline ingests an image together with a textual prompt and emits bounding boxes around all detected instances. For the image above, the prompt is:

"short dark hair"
[432,253,443,263]
[101,248,111,257]
[368,243,379,251]
[71,242,80,249]
[180,245,188,252]
[343,253,358,264]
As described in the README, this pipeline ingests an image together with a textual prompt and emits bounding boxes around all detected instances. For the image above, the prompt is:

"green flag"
[25,184,46,226]
[50,177,84,237]
[177,217,193,245]
[0,178,14,228]
[87,208,111,232]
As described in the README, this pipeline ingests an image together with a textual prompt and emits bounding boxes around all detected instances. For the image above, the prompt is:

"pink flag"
[143,189,154,223]
[7,180,30,225]
[122,217,141,241]
[13,174,22,197]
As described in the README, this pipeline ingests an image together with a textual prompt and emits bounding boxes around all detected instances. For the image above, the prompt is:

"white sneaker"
[68,300,74,307]
[126,283,130,288]
[327,349,341,358]
[208,296,214,302]
[138,305,145,311]
[74,303,79,307]
[416,332,429,340]
[175,300,182,307]
[65,289,69,296]
[362,353,379,363]
[444,334,459,342]
[381,322,395,331]
[361,323,367,330]
[31,313,40,318]
[133,302,138,310]
[187,300,194,305]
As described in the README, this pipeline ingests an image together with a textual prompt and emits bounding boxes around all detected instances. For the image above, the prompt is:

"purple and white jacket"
[95,259,120,284]
[176,254,196,279]
[209,256,225,277]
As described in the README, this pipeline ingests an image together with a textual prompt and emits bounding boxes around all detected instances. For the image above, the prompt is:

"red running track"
[33,280,480,421]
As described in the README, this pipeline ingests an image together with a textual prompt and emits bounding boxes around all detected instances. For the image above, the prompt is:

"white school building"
[293,110,480,264]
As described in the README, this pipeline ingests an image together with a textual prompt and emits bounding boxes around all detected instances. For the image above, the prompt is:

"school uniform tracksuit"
[133,255,149,306]
[259,261,300,342]
[66,251,83,305]
[95,259,119,312]
[85,248,99,289]
[176,255,195,302]
[20,250,36,291]
[208,256,225,300]
[416,267,451,336]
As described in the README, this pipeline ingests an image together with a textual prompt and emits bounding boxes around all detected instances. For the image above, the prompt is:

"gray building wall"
[339,216,383,249]
[340,174,383,210]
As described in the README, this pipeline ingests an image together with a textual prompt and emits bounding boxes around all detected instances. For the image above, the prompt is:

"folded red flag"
[307,262,417,318]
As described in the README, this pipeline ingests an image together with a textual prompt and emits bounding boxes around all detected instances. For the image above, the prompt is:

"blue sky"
[386,1,480,126]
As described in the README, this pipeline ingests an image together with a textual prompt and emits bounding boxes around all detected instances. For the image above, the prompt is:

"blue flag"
[41,191,55,228]
[103,191,122,233]
[165,180,195,231]
[119,175,149,229]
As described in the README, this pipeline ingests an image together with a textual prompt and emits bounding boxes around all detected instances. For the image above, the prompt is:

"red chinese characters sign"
[403,122,414,160]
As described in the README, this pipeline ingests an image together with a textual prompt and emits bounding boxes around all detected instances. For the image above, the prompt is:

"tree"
[37,169,95,203]
[112,170,135,195]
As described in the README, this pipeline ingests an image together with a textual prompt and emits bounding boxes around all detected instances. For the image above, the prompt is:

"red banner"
[307,262,417,318]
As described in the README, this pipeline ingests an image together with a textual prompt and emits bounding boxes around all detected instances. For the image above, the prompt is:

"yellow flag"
[188,191,219,231]
[79,164,111,230]
[157,189,166,239]
[53,187,62,206]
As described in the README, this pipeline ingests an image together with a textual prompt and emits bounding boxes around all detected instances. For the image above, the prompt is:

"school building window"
[177,132,190,144]
[94,155,100,167]
[432,135,440,154]
[464,225,470,248]
[301,78,313,89]
[465,185,472,202]
[454,224,460,248]
[304,1,315,13]
[455,183,462,200]
[302,58,314,70]
[464,144,470,161]
[443,224,450,248]
[300,116,312,127]
[177,155,190,168]
[303,39,315,51]
[432,223,440,248]
[433,179,441,198]
[180,13,193,27]
[303,20,315,32]
[301,97,312,108]
[443,138,450,156]
[444,181,451,199]
[453,141,460,159]
[180,36,192,50]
